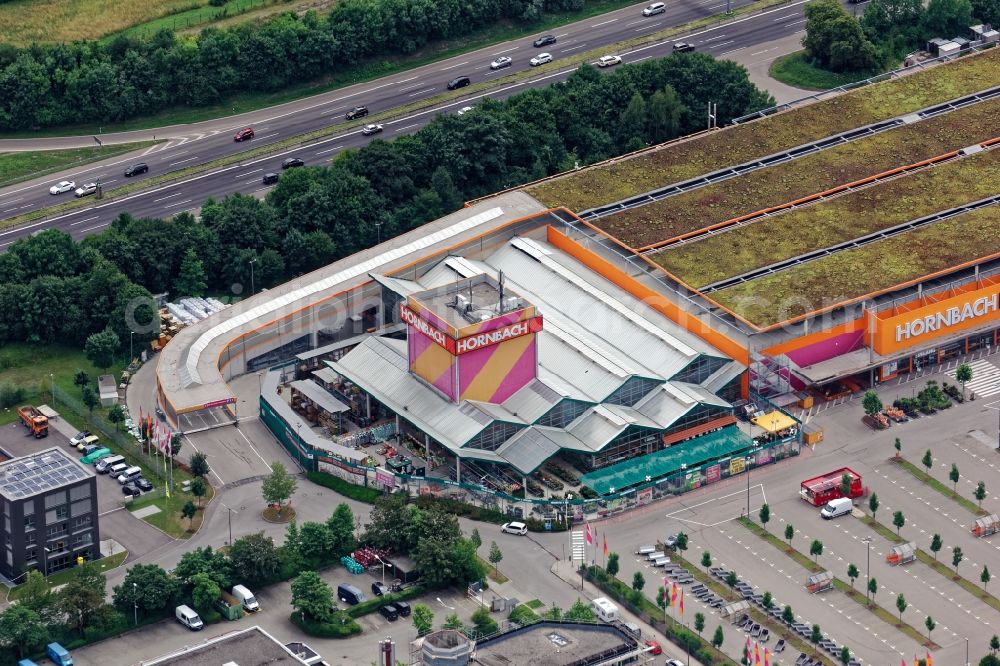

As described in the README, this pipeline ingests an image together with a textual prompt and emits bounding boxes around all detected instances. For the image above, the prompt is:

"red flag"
[926,652,932,666]
[754,641,761,666]
[679,589,684,616]
[585,523,593,546]
[764,647,770,666]
[603,532,608,558]
[901,659,906,666]
[670,582,677,606]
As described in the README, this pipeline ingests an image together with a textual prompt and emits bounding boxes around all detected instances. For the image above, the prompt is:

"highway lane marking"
[79,222,109,233]
[255,133,279,141]
[69,215,99,226]
[591,17,618,27]
[556,33,570,37]
[636,22,662,30]
[786,18,806,25]
[234,169,263,178]
[773,13,798,20]
[707,40,735,48]
[315,145,344,156]
[625,19,647,26]
[561,44,587,52]
[750,46,779,55]
[163,199,192,208]
[493,46,519,55]
[2,207,20,213]
[169,157,198,166]
[394,124,420,133]
[702,34,728,41]
[441,60,469,71]
[408,87,436,97]
[153,192,185,202]
[400,81,429,91]
[0,196,22,203]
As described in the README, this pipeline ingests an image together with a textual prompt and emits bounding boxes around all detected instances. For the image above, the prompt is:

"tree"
[868,577,878,603]
[606,552,620,577]
[363,494,414,553]
[840,646,851,666]
[726,571,738,589]
[544,603,563,620]
[565,598,594,621]
[81,385,98,416]
[759,503,770,532]
[847,564,859,589]
[861,0,923,39]
[675,532,688,551]
[191,477,207,507]
[923,0,974,38]
[983,565,992,591]
[896,593,907,621]
[229,532,281,586]
[173,546,231,590]
[785,523,795,546]
[972,0,1000,25]
[894,437,902,460]
[953,547,964,573]
[0,605,48,658]
[182,500,197,530]
[619,92,648,149]
[991,634,1000,654]
[950,463,960,492]
[925,615,935,640]
[922,449,933,476]
[325,503,356,557]
[470,528,482,550]
[174,248,208,297]
[930,534,942,560]
[412,511,484,589]
[60,563,107,635]
[862,389,883,416]
[956,362,972,399]
[290,571,332,622]
[803,0,879,72]
[702,551,712,568]
[762,591,773,610]
[262,461,297,510]
[190,451,210,478]
[982,657,1000,666]
[412,603,434,636]
[442,613,464,629]
[108,403,125,431]
[840,474,853,499]
[811,624,822,643]
[84,327,120,370]
[695,611,706,635]
[16,570,58,623]
[113,564,180,618]
[892,510,905,534]
[810,539,823,561]
[869,493,880,520]
[191,572,221,611]
[171,433,183,458]
[298,522,334,567]
[632,571,645,592]
[73,369,91,392]
[712,624,724,648]
[656,586,668,610]
[975,481,987,509]
[489,541,504,577]
[782,605,794,624]
[646,85,684,144]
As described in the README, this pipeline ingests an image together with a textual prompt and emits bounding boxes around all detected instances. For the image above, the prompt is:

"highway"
[0,0,819,247]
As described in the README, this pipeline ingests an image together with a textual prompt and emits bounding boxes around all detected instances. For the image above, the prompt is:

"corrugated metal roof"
[420,256,494,288]
[462,400,525,425]
[566,407,629,449]
[327,338,485,451]
[536,334,626,402]
[601,403,662,430]
[312,367,339,384]
[632,385,697,428]
[367,273,422,297]
[495,428,562,474]
[289,379,349,414]
[502,379,564,423]
[703,361,745,394]
[672,382,733,409]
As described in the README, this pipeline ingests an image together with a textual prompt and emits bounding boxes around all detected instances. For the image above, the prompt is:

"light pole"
[862,536,872,602]
[129,330,134,366]
[966,636,969,666]
[133,582,138,626]
[50,373,55,406]
[249,258,257,296]
[374,554,388,585]
[221,503,237,546]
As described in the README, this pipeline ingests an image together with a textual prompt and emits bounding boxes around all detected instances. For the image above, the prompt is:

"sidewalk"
[721,31,812,105]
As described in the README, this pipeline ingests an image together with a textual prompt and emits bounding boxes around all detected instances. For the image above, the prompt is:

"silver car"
[49,180,76,195]
[74,183,97,197]
[490,56,512,70]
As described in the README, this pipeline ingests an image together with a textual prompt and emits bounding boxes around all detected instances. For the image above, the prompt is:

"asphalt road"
[0,0,822,248]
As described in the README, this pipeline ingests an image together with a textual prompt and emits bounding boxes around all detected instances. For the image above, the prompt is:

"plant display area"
[709,205,1000,327]
[655,147,1000,287]
[527,48,1000,212]
[593,97,1000,248]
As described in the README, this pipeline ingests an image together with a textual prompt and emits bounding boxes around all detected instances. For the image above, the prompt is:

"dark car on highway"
[234,127,254,142]
[533,34,557,47]
[672,42,695,53]
[447,76,471,90]
[124,163,148,177]
[282,157,305,169]
[262,172,279,185]
[346,106,369,120]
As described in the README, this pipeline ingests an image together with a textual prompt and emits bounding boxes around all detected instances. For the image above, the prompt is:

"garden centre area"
[526,47,1000,212]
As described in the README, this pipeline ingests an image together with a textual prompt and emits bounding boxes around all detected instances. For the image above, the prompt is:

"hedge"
[290,611,362,638]
[307,471,384,503]
[345,585,426,618]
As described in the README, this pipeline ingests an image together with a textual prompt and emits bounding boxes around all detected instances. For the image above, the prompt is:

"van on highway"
[820,497,853,519]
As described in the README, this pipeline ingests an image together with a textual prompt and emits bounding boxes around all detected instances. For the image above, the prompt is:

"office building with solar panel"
[0,447,99,580]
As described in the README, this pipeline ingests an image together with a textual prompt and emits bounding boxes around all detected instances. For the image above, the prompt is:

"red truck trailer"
[18,405,49,438]
[800,468,864,506]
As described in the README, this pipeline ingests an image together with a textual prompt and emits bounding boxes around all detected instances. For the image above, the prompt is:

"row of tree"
[0,55,772,357]
[2,0,602,130]
[803,0,1000,74]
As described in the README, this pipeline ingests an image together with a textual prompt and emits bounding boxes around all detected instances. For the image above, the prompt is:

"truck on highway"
[800,467,863,506]
[18,405,49,438]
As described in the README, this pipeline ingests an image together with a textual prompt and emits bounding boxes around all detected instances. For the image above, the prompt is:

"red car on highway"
[234,127,255,142]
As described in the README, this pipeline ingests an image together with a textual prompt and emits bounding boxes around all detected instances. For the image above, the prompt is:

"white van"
[96,455,125,473]
[107,462,129,478]
[175,604,203,630]
[117,466,142,484]
[232,584,260,612]
[591,597,619,623]
[820,497,853,519]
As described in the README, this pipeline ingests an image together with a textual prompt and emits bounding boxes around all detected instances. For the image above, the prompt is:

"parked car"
[645,640,663,655]
[533,35,557,47]
[135,477,154,492]
[501,521,528,535]
[672,42,695,53]
[361,124,384,136]
[597,55,622,67]
[234,127,254,142]
[490,56,513,70]
[530,53,553,67]
[372,581,389,597]
[80,444,101,457]
[345,106,369,120]
[395,601,411,617]
[49,180,76,195]
[122,483,140,497]
[262,172,279,185]
[378,604,399,621]
[281,157,305,169]
[446,76,471,90]
[69,431,91,446]
[642,1,666,15]
[74,183,97,198]
[124,163,148,177]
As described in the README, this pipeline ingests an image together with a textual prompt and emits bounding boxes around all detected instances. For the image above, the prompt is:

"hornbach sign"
[401,303,542,355]
[872,283,1000,355]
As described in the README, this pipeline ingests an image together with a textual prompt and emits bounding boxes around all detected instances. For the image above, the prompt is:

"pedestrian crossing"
[571,530,585,563]
[946,358,1000,397]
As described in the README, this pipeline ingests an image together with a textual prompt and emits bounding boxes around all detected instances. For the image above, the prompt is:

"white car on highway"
[490,56,513,70]
[457,106,474,115]
[360,124,384,136]
[597,55,622,67]
[49,180,76,195]
[74,182,97,198]
[530,53,553,67]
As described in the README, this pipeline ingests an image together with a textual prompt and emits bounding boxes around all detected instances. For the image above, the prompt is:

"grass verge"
[129,484,215,539]
[0,141,160,189]
[737,518,933,648]
[106,0,286,43]
[769,51,874,90]
[478,557,510,584]
[525,598,545,609]
[7,550,128,601]
[892,458,985,515]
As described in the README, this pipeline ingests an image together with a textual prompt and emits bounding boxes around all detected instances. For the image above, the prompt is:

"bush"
[525,516,569,533]
[345,586,426,618]
[0,382,26,408]
[290,611,362,638]
[307,471,383,503]
[209,0,228,5]
[414,495,506,524]
[509,604,541,624]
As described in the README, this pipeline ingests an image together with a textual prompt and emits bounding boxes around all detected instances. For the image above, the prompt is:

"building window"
[465,421,525,451]
[44,491,67,510]
[536,399,590,428]
[25,533,37,546]
[73,532,93,548]
[69,485,91,501]
[71,500,91,518]
[25,547,36,562]
[72,515,92,531]
[23,501,34,516]
[671,356,729,385]
[604,377,662,407]
[46,523,67,538]
[24,516,35,531]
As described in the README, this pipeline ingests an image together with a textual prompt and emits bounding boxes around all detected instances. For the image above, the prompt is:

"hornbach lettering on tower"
[455,317,544,354]
[895,294,999,342]
[400,304,452,351]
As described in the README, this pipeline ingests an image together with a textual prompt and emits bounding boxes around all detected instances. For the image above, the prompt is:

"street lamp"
[43,546,51,578]
[133,582,138,626]
[862,536,872,601]
[373,554,388,585]
[221,503,238,546]
[129,330,134,366]
[248,258,257,296]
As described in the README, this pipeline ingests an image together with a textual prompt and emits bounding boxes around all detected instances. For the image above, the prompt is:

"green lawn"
[129,481,214,538]
[7,551,128,601]
[105,0,285,42]
[0,141,159,189]
[769,51,874,91]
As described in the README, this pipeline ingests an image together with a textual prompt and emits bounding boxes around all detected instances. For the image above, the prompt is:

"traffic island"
[890,457,987,516]
[262,504,296,523]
